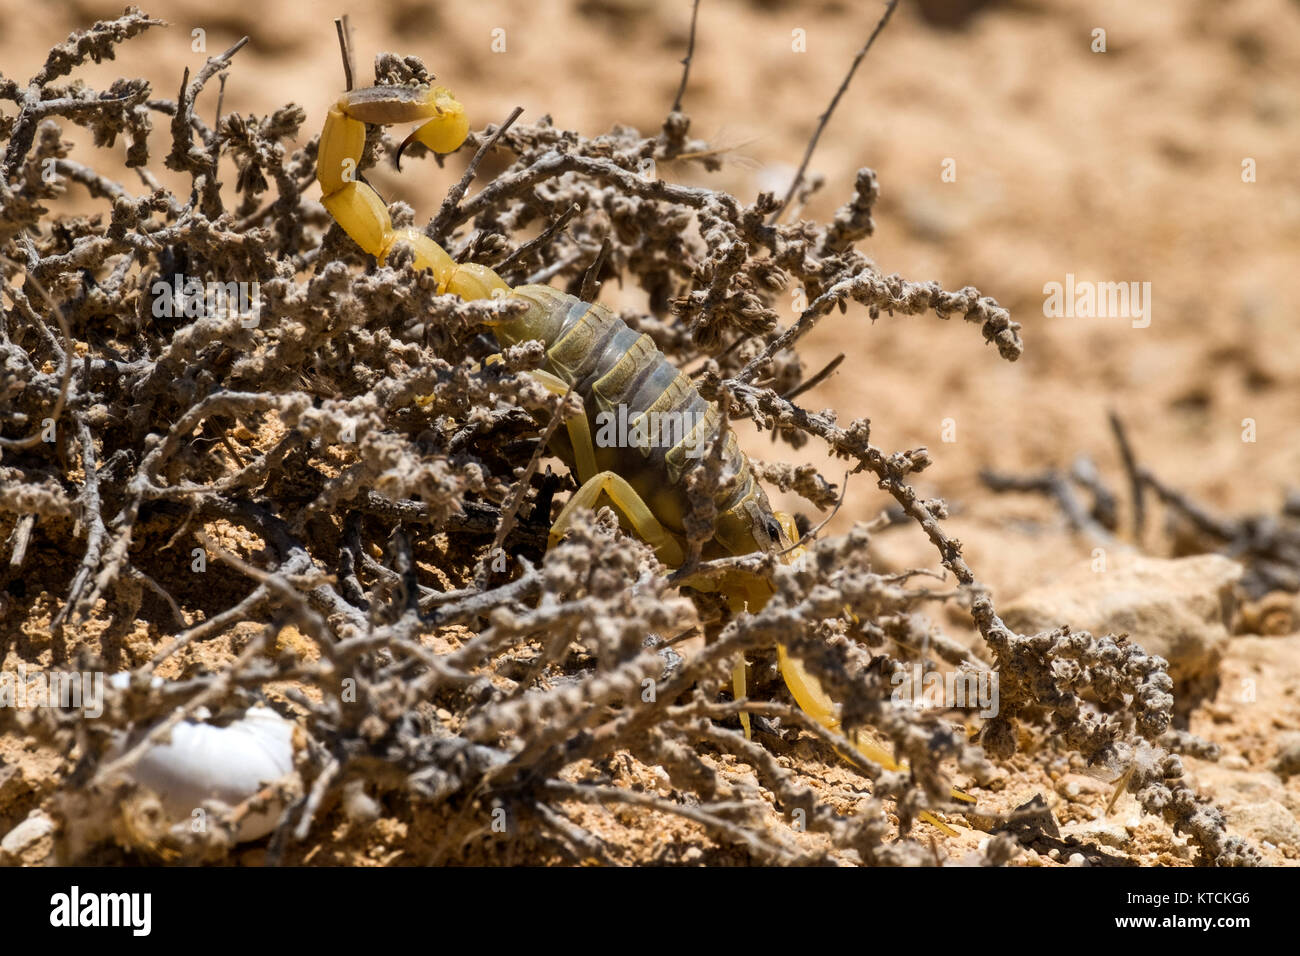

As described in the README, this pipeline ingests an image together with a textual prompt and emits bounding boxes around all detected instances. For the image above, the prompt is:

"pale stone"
[1002,553,1242,706]
[1061,819,1131,849]
[1226,800,1300,848]
[0,810,54,860]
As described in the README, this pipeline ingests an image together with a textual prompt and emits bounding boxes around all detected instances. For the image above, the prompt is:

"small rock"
[1055,773,1110,803]
[1061,819,1131,849]
[342,779,380,824]
[1227,800,1300,848]
[1066,852,1089,867]
[1220,754,1250,771]
[650,765,672,794]
[1,809,55,861]
[1237,591,1297,636]
[967,761,1007,789]
[1190,768,1288,811]
[1274,732,1300,779]
[1002,553,1242,709]
[1001,794,1060,844]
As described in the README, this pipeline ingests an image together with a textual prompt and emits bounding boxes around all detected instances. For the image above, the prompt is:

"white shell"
[110,691,298,842]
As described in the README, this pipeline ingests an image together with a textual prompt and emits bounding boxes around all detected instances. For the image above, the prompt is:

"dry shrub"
[0,7,1255,866]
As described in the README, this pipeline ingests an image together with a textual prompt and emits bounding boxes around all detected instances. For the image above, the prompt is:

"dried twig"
[771,0,899,222]
[670,0,703,114]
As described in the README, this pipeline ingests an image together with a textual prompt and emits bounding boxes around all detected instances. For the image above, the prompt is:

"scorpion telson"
[317,64,973,832]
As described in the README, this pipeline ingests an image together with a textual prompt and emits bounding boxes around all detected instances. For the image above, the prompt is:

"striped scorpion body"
[497,286,794,584]
[317,69,971,831]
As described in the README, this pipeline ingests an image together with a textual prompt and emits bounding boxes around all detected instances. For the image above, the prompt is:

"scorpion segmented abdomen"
[502,284,761,531]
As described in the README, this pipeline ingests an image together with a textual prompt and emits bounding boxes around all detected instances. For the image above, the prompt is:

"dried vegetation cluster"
[0,8,1259,865]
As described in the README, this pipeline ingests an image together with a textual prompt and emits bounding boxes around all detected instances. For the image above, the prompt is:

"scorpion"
[317,63,973,832]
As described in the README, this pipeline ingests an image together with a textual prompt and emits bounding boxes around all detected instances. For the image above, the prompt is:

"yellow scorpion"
[318,71,971,831]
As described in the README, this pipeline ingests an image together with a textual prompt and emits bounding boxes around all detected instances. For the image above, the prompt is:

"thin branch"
[495,202,579,277]
[0,258,73,451]
[334,16,354,92]
[426,106,524,233]
[782,352,843,401]
[578,238,611,303]
[484,384,578,580]
[670,0,703,113]
[771,0,898,222]
[1108,410,1146,540]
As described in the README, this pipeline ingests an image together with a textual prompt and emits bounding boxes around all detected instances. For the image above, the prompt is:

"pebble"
[0,810,54,861]
[1273,732,1300,778]
[1061,819,1132,849]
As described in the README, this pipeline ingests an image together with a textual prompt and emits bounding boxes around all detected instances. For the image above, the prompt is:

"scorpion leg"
[543,471,751,726]
[778,646,975,800]
[777,647,911,770]
[475,358,599,482]
[548,471,685,568]
[526,369,600,484]
[778,646,975,834]
[669,569,756,737]
[732,660,751,738]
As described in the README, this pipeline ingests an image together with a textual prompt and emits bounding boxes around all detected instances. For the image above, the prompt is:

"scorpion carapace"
[317,73,972,830]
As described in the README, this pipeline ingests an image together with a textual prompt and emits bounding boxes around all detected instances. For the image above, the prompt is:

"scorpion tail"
[776,645,975,835]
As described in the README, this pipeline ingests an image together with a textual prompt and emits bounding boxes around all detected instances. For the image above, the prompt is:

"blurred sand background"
[3,0,1300,863]
[4,0,1298,600]
[9,0,1297,599]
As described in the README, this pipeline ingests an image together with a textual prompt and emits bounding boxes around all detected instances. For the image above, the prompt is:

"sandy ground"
[2,0,1299,865]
